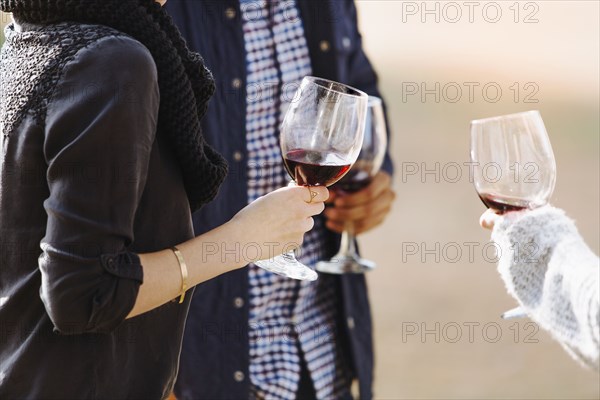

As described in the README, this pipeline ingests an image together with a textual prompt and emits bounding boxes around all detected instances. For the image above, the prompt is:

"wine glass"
[470,110,556,318]
[316,96,388,274]
[254,76,368,281]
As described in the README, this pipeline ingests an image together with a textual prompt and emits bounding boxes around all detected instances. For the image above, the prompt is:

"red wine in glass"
[283,149,351,187]
[478,192,530,214]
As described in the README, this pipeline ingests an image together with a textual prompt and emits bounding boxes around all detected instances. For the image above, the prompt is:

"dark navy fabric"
[166,2,394,399]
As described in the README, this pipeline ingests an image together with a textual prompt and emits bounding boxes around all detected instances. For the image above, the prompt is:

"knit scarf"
[0,0,228,212]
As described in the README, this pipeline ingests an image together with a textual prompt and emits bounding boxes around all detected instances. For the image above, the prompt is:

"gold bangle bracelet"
[171,246,188,304]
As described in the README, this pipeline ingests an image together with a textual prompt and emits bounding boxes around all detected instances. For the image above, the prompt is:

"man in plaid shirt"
[167,1,395,398]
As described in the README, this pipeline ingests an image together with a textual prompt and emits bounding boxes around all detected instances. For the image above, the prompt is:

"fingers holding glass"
[255,77,369,281]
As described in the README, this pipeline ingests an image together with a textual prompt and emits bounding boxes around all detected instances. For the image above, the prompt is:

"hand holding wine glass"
[253,76,368,281]
[230,185,328,261]
[470,110,556,318]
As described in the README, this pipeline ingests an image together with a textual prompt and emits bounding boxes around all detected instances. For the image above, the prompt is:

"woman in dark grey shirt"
[0,0,327,398]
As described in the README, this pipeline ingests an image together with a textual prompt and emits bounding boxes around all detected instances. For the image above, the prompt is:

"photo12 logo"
[399,161,541,185]
[400,240,541,265]
[401,2,540,24]
[401,321,540,344]
[400,82,540,104]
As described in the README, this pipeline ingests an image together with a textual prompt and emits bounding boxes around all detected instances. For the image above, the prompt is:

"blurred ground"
[354,1,600,399]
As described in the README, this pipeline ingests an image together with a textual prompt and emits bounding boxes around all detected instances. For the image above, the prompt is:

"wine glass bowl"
[334,96,387,193]
[281,77,368,188]
[470,110,556,212]
[316,96,388,274]
[254,77,369,281]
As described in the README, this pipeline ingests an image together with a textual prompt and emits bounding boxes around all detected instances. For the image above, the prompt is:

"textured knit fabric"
[0,0,228,211]
[241,1,352,398]
[0,22,195,398]
[492,206,600,370]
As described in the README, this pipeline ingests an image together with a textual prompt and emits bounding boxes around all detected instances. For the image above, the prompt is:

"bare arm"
[130,185,327,318]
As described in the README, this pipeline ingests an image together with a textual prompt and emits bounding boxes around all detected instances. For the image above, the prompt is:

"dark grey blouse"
[0,22,194,398]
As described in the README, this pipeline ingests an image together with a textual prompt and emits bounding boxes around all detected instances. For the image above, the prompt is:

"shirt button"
[225,7,236,20]
[233,297,244,308]
[319,40,331,52]
[347,317,355,330]
[342,37,351,49]
[234,371,245,382]
[232,151,243,162]
[232,78,242,89]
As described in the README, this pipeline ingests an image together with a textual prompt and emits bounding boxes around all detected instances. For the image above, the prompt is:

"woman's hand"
[229,185,329,262]
[131,185,327,318]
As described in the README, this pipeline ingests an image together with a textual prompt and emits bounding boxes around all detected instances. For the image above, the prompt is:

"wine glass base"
[254,254,318,281]
[316,255,376,274]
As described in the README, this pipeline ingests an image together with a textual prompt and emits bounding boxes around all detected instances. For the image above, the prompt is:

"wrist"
[218,219,255,267]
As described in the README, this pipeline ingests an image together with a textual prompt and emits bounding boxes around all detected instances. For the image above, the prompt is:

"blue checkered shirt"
[241,1,353,399]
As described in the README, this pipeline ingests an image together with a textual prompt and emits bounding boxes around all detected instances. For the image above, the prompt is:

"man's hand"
[324,171,395,235]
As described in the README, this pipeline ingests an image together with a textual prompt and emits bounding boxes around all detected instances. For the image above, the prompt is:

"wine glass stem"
[339,222,358,257]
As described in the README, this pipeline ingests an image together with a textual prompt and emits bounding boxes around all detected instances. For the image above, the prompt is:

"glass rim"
[303,76,368,99]
[470,110,541,125]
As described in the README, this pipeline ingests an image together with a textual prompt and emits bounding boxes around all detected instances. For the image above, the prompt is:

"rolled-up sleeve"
[39,35,159,334]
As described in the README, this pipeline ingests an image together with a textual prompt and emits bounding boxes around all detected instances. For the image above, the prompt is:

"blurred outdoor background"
[2,1,599,399]
[354,1,600,399]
